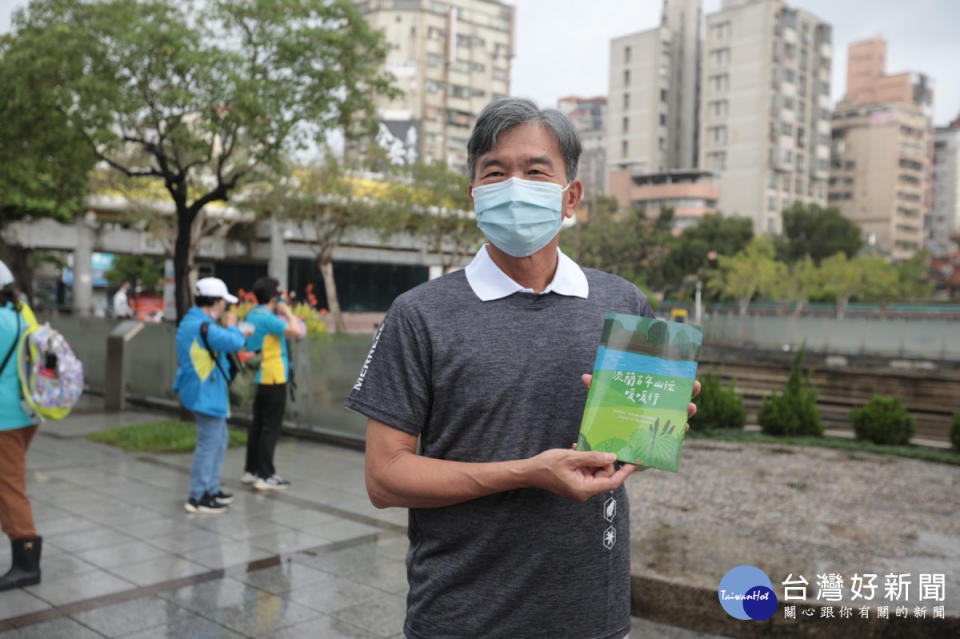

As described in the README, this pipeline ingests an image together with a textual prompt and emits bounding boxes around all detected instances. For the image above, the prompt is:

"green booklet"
[577,313,702,472]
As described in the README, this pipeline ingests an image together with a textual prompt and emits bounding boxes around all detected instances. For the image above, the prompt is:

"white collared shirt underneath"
[464,244,589,302]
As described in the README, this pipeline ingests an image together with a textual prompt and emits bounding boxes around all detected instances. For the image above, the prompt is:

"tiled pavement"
[0,406,724,639]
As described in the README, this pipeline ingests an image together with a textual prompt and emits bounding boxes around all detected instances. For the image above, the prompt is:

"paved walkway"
[0,403,724,639]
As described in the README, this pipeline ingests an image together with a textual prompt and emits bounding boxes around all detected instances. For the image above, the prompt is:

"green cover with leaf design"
[577,313,702,472]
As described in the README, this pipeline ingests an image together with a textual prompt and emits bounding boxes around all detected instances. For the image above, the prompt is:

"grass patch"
[87,419,247,453]
[687,428,960,467]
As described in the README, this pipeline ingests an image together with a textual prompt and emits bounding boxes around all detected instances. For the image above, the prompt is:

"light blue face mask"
[472,177,570,258]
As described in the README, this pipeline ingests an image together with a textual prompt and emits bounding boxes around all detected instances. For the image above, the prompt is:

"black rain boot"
[0,536,42,591]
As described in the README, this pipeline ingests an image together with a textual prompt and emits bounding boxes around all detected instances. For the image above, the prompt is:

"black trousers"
[245,383,287,479]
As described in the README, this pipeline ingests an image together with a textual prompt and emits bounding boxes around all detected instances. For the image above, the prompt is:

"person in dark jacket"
[0,260,42,591]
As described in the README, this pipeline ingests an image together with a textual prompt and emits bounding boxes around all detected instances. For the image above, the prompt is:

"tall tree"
[777,203,863,264]
[707,237,785,315]
[659,213,754,292]
[782,257,821,316]
[3,0,397,319]
[819,253,878,318]
[385,161,482,274]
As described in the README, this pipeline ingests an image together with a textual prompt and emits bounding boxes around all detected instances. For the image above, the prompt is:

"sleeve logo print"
[353,320,386,392]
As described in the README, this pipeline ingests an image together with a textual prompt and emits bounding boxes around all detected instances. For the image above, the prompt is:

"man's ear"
[468,184,474,208]
[562,179,583,220]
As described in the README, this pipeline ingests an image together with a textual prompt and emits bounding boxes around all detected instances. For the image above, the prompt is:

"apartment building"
[829,102,929,260]
[607,0,701,176]
[354,0,514,172]
[557,96,607,205]
[829,36,934,260]
[930,117,960,254]
[699,0,832,234]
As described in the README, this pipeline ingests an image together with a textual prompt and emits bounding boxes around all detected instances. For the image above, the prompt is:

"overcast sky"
[2,0,958,125]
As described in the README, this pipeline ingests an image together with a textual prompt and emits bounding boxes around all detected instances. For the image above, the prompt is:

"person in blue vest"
[173,278,251,514]
[241,276,301,491]
[0,260,42,591]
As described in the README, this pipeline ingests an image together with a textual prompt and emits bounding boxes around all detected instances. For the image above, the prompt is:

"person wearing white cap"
[0,260,44,590]
[173,277,252,514]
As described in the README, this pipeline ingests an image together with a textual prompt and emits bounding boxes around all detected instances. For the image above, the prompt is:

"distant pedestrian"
[0,260,42,591]
[241,277,302,491]
[173,278,251,514]
[113,281,133,318]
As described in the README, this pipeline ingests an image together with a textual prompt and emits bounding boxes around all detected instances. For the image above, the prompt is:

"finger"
[691,380,701,399]
[688,402,697,419]
[571,442,578,451]
[581,373,592,389]
[575,451,617,467]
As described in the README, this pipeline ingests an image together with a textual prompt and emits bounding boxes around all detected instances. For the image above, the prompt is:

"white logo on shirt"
[353,321,385,391]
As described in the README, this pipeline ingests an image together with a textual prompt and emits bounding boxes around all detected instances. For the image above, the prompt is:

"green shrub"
[689,373,745,430]
[758,345,823,436]
[850,396,916,445]
[950,413,960,452]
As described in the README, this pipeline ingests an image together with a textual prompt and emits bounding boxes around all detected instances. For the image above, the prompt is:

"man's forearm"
[367,450,531,509]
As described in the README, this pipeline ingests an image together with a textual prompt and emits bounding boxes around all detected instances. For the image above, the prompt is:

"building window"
[797,127,806,147]
[624,69,630,84]
[783,96,795,110]
[709,125,728,145]
[797,154,805,170]
[820,82,830,96]
[711,21,731,41]
[624,45,631,63]
[660,89,668,102]
[624,92,630,109]
[659,113,667,126]
[623,116,629,133]
[710,74,730,92]
[707,151,727,170]
[768,196,776,211]
[622,140,628,157]
[784,69,795,84]
[659,137,666,151]
[710,99,729,117]
[782,122,793,136]
[798,101,806,120]
[711,48,730,66]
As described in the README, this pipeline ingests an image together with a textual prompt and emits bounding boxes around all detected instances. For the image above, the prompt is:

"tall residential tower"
[354,0,515,172]
[699,0,832,234]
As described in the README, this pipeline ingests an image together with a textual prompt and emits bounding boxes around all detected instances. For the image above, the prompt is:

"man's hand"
[525,449,636,501]
[581,374,701,424]
[222,311,238,327]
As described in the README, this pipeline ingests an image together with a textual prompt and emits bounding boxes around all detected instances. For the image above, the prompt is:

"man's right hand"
[524,449,636,501]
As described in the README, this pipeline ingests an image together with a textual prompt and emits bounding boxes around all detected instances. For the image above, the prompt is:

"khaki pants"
[0,425,37,540]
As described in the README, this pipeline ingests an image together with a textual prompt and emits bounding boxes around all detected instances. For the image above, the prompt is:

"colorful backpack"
[17,313,84,420]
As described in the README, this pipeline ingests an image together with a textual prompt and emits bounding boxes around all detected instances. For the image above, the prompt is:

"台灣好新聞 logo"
[718,565,779,621]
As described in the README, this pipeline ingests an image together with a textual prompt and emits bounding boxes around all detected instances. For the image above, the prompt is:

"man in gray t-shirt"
[346,98,698,639]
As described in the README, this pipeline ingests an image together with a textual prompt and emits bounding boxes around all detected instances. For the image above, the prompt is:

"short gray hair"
[466,98,581,184]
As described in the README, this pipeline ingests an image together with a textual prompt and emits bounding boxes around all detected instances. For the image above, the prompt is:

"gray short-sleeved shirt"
[346,267,653,639]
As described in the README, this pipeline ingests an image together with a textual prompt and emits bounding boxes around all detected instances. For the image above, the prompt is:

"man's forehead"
[479,123,562,162]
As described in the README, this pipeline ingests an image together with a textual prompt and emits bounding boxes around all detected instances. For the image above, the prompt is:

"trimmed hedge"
[850,395,916,446]
[689,373,745,430]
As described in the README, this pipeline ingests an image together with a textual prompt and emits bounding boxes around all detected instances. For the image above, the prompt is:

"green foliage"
[777,203,862,264]
[105,255,163,293]
[0,16,96,225]
[758,346,823,436]
[952,413,960,452]
[819,253,873,318]
[689,373,746,431]
[850,396,916,446]
[87,419,246,453]
[896,250,934,299]
[781,258,821,314]
[660,213,754,289]
[559,202,672,291]
[706,237,786,315]
[4,0,398,318]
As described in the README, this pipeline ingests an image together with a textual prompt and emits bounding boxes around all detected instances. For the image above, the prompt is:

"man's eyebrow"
[478,157,506,171]
[525,155,554,166]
